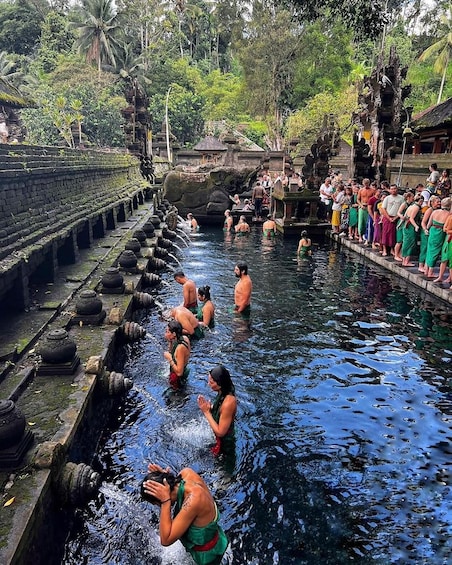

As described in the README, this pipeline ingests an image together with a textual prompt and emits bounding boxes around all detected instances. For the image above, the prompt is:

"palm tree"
[419,4,452,105]
[0,51,19,82]
[70,0,121,75]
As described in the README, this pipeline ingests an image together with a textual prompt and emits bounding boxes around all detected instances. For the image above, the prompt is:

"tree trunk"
[437,59,448,105]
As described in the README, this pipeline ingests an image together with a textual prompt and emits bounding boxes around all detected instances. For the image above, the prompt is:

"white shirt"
[320,183,333,204]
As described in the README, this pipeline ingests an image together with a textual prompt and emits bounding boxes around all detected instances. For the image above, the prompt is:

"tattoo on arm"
[182,493,194,512]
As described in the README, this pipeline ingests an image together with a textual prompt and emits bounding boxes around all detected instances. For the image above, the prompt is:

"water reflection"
[63,228,452,565]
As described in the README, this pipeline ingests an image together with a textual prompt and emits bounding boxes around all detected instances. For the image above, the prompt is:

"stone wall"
[0,144,150,310]
[388,154,452,189]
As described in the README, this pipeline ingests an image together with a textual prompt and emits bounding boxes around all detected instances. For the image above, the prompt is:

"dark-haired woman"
[198,365,237,456]
[197,286,215,328]
[297,230,312,258]
[437,169,451,199]
[142,463,228,565]
[163,320,190,389]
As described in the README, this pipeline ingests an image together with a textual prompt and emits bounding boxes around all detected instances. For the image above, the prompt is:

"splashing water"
[174,233,189,247]
[167,252,182,268]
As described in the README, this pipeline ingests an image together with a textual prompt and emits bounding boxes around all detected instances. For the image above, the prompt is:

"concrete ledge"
[333,233,452,306]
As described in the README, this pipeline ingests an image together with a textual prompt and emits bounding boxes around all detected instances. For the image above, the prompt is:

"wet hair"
[301,230,308,237]
[167,320,183,338]
[198,285,211,301]
[235,262,248,275]
[141,470,181,504]
[209,365,234,395]
[173,271,185,279]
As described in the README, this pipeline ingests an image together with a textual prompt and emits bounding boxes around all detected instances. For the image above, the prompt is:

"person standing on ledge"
[252,181,266,220]
[233,262,252,316]
[174,271,198,313]
[142,463,228,565]
[380,184,404,257]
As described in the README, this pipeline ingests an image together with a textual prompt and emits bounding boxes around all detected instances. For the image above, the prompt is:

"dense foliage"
[0,0,451,149]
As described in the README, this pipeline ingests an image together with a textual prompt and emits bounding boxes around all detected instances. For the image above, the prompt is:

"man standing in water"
[174,271,198,313]
[233,262,252,316]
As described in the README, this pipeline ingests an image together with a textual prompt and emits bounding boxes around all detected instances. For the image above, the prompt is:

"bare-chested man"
[233,262,252,316]
[252,181,266,220]
[357,178,376,243]
[173,271,197,313]
[170,306,203,339]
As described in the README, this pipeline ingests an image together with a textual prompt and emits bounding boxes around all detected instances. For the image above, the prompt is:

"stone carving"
[163,166,256,216]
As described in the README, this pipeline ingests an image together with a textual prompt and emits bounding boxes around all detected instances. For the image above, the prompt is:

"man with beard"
[233,262,252,316]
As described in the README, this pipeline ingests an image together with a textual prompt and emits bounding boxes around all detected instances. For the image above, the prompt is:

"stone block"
[85,355,104,375]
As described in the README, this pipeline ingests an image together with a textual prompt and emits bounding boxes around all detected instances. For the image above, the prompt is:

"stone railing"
[0,144,150,310]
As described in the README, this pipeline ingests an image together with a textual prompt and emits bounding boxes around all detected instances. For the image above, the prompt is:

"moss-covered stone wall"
[0,144,150,310]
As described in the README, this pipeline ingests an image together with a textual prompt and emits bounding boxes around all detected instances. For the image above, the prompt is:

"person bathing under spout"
[163,320,190,389]
[197,286,215,329]
[169,306,204,340]
[233,262,252,317]
[174,271,198,313]
[142,463,228,565]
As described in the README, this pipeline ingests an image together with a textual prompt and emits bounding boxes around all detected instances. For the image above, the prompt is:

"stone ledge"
[333,234,452,306]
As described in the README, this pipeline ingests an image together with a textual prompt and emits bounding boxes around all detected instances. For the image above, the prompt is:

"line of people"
[223,209,277,239]
[322,173,452,287]
[142,263,253,564]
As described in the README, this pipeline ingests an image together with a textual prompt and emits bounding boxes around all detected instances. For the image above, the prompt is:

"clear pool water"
[63,228,452,565]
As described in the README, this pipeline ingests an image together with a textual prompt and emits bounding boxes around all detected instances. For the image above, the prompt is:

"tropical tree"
[283,0,402,39]
[419,3,452,104]
[70,0,122,74]
[237,3,303,149]
[37,10,74,73]
[0,50,19,81]
[0,0,44,55]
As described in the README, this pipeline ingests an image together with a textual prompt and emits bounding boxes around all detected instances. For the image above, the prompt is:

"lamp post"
[396,108,412,188]
[165,86,172,164]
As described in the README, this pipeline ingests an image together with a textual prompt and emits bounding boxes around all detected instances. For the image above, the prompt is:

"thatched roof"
[193,136,227,152]
[0,77,35,108]
[412,97,452,130]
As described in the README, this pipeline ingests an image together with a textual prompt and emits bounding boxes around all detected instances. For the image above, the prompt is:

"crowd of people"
[319,166,452,288]
[142,263,252,564]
